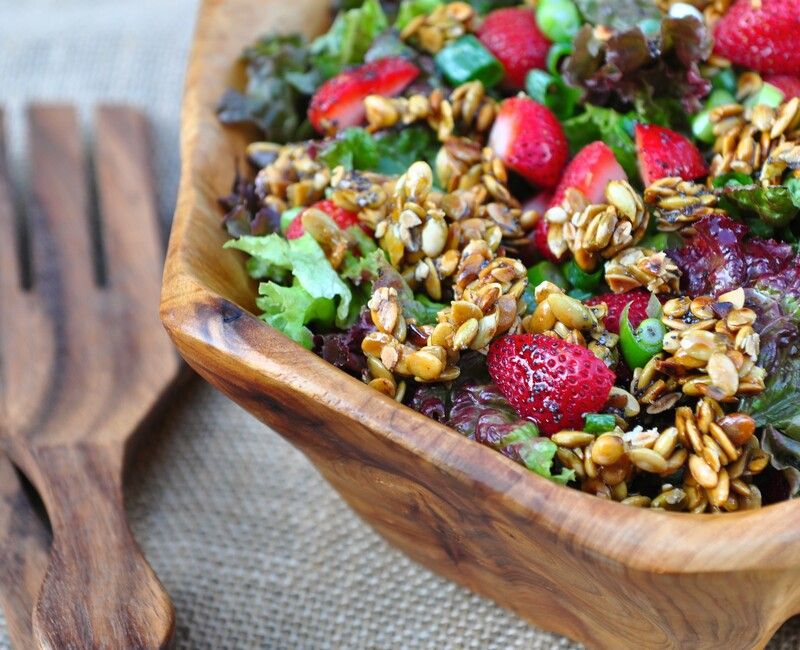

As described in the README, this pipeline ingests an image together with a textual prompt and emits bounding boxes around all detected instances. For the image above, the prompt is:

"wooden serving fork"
[0,105,180,648]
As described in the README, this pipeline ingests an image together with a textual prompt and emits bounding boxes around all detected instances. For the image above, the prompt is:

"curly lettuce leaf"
[257,282,336,349]
[762,427,800,498]
[561,105,639,180]
[500,423,575,485]
[317,125,438,177]
[396,0,441,29]
[722,185,800,228]
[743,357,800,440]
[408,294,447,325]
[319,127,381,171]
[374,126,440,176]
[563,16,712,119]
[225,233,352,324]
[224,233,292,282]
[575,0,660,31]
[311,0,388,78]
[216,33,318,142]
[372,253,444,324]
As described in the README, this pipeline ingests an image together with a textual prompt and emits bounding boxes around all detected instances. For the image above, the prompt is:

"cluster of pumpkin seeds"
[552,396,767,512]
[543,181,650,271]
[521,281,619,368]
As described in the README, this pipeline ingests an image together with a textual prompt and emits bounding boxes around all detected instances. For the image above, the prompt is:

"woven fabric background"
[0,1,799,648]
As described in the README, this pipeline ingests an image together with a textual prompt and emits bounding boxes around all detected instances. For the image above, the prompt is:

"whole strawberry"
[308,57,419,134]
[286,199,361,239]
[489,97,568,189]
[477,7,551,90]
[713,0,800,75]
[487,334,615,435]
[586,290,652,334]
[634,124,707,186]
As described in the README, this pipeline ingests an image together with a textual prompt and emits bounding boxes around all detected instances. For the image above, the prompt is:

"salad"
[217,0,800,513]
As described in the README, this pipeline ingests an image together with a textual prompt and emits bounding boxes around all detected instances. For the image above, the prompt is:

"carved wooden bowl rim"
[160,0,800,582]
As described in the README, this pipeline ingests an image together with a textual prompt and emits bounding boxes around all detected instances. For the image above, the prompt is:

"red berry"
[532,216,563,263]
[550,141,627,208]
[285,199,361,240]
[713,0,800,75]
[487,334,615,435]
[477,7,551,89]
[634,124,708,186]
[489,97,568,189]
[308,58,419,134]
[763,74,800,98]
[586,290,652,335]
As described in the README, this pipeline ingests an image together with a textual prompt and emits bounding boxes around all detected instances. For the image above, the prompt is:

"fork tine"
[93,106,163,306]
[0,110,22,299]
[27,105,97,298]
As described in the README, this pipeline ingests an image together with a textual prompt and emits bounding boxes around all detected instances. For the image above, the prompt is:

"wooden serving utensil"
[0,105,180,648]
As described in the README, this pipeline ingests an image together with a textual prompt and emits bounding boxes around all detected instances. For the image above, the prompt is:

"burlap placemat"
[1,1,799,647]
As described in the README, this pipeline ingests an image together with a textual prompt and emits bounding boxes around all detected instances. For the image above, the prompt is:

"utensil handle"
[29,444,174,650]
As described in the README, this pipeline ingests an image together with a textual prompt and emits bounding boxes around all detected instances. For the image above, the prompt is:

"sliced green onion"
[535,0,581,43]
[524,69,581,119]
[691,109,714,144]
[706,89,736,108]
[527,260,568,290]
[546,42,573,76]
[526,69,553,104]
[434,35,504,88]
[744,83,785,109]
[563,259,603,291]
[710,68,737,95]
[584,413,616,434]
[620,304,666,369]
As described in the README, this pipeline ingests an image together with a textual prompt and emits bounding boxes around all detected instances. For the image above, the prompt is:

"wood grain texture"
[0,110,50,650]
[0,105,180,649]
[160,1,800,648]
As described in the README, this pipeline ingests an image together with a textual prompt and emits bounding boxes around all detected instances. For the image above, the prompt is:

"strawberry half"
[489,97,568,189]
[532,217,562,263]
[764,74,800,98]
[586,290,652,334]
[634,124,708,186]
[308,58,420,134]
[285,199,361,239]
[477,7,551,90]
[487,334,615,435]
[549,141,627,208]
[713,0,800,75]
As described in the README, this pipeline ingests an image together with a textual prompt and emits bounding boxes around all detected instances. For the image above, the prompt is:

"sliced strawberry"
[523,191,553,215]
[713,0,800,75]
[532,216,563,263]
[487,334,615,435]
[586,290,652,334]
[489,97,568,189]
[285,199,361,240]
[308,58,420,134]
[477,7,551,90]
[549,141,627,208]
[763,74,800,98]
[634,124,708,186]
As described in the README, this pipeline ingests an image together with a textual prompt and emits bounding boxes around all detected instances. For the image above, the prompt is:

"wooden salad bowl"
[161,0,800,647]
